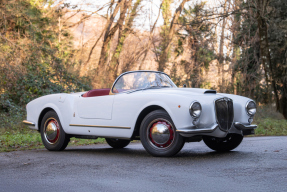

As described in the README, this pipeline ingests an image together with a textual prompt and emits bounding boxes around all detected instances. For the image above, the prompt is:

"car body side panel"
[25,88,254,139]
[67,91,198,138]
[77,95,114,119]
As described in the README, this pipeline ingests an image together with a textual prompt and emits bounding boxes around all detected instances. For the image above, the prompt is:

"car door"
[77,95,115,120]
[69,94,132,138]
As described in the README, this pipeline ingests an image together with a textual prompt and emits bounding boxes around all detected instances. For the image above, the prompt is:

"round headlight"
[189,102,202,118]
[246,101,256,116]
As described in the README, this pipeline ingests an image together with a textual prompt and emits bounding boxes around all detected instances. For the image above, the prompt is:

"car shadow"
[62,144,248,160]
[63,146,149,157]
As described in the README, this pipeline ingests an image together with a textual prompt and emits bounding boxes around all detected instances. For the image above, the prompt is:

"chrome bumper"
[234,122,257,130]
[176,124,218,134]
[176,122,257,136]
[23,120,35,127]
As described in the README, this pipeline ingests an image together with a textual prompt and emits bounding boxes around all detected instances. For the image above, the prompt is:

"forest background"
[0,0,286,151]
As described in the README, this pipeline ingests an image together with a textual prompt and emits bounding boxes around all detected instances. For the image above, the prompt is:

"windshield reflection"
[112,72,176,93]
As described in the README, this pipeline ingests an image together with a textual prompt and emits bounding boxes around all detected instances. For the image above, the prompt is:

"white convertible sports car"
[23,71,257,156]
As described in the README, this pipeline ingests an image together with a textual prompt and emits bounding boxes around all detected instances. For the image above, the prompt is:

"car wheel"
[40,111,70,151]
[105,138,130,149]
[140,110,184,157]
[203,134,243,152]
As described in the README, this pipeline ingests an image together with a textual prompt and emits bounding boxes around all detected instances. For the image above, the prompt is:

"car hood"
[135,87,250,103]
[138,88,217,96]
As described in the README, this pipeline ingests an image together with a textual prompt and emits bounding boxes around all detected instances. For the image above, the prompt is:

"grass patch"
[253,105,287,136]
[0,109,106,152]
[69,137,106,146]
[0,126,106,152]
[254,118,287,136]
[0,129,43,152]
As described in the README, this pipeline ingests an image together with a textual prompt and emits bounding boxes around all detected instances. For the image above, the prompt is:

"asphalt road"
[0,136,286,192]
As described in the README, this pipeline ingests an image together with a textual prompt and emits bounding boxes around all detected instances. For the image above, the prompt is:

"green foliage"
[172,2,216,88]
[0,127,106,152]
[233,4,264,101]
[0,129,43,152]
[157,0,173,61]
[0,0,91,109]
[267,0,287,118]
[234,0,287,119]
[200,81,212,89]
[252,105,286,136]
[69,137,106,146]
[0,94,25,129]
[0,0,91,137]
[254,118,287,136]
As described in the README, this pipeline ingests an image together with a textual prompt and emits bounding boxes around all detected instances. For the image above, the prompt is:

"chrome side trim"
[23,120,35,127]
[234,122,257,130]
[176,124,218,134]
[69,124,131,129]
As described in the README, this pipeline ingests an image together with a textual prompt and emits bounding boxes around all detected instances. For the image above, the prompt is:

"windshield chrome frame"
[110,70,177,94]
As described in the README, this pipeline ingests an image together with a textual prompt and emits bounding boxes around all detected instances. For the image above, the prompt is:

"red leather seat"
[82,88,110,97]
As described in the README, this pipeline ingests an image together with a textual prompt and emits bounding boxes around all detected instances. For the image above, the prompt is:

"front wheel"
[203,134,243,152]
[140,110,184,157]
[105,138,130,148]
[40,111,70,151]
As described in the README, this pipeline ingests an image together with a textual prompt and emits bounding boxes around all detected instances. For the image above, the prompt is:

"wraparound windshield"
[112,71,177,93]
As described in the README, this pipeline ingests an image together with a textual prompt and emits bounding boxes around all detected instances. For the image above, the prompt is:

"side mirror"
[183,84,187,88]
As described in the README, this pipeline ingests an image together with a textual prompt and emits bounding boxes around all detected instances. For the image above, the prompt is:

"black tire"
[105,138,130,149]
[40,111,70,151]
[203,134,243,152]
[140,110,184,157]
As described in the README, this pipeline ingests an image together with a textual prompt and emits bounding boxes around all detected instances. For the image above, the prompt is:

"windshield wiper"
[127,86,171,94]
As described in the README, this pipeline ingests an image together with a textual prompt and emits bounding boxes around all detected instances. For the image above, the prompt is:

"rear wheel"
[140,110,184,157]
[203,134,243,152]
[105,138,130,149]
[40,111,70,151]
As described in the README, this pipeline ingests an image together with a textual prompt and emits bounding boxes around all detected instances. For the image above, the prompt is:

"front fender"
[26,93,74,132]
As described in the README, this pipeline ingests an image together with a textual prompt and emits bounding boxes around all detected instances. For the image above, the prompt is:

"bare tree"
[218,0,230,93]
[255,0,279,109]
[109,0,142,80]
[95,0,126,87]
[157,0,190,72]
[230,0,240,95]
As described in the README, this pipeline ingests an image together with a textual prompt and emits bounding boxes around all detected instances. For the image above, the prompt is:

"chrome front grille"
[215,98,234,131]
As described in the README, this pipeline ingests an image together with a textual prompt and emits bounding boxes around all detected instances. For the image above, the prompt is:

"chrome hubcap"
[151,123,170,144]
[148,119,174,148]
[44,118,60,144]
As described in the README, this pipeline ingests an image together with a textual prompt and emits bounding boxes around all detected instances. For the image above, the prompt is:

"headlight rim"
[189,101,202,118]
[246,100,257,117]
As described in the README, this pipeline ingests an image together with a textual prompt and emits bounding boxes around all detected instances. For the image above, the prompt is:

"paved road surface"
[0,136,286,192]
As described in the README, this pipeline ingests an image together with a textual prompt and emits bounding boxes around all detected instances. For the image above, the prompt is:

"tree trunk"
[281,80,287,119]
[256,0,280,110]
[157,0,189,72]
[231,0,240,95]
[218,0,229,93]
[96,0,123,87]
[109,0,141,79]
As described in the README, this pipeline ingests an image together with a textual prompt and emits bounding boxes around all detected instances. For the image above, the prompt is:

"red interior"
[82,88,110,97]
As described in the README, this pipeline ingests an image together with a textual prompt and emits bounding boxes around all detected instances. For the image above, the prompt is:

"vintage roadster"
[23,71,257,156]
